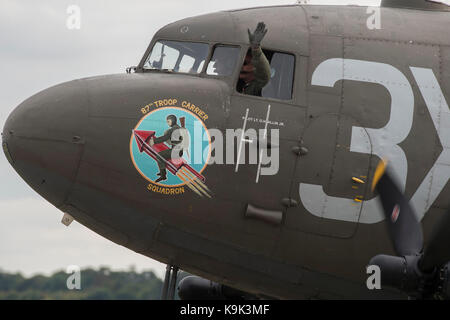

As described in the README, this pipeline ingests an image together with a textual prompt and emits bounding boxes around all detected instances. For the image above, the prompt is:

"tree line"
[0,267,165,300]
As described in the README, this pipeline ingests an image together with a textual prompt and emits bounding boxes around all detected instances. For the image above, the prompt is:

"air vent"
[245,204,283,226]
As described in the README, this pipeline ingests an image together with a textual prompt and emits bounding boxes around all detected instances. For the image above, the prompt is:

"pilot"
[237,22,271,97]
[150,115,183,183]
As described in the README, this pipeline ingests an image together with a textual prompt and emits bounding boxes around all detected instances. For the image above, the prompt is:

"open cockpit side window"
[237,48,295,101]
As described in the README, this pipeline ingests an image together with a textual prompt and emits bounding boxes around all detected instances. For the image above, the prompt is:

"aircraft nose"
[2,80,88,207]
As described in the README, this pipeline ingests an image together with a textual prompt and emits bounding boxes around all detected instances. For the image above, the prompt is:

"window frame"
[205,44,242,78]
[232,46,297,103]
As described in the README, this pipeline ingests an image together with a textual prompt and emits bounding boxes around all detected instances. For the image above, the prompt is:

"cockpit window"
[236,49,295,101]
[261,51,295,100]
[206,46,240,76]
[144,40,209,74]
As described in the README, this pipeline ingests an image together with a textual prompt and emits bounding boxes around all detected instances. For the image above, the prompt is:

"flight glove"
[248,22,268,49]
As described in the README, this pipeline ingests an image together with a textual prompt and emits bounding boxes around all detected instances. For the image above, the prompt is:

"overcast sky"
[0,0,381,279]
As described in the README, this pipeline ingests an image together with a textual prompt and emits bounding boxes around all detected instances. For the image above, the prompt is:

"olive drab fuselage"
[3,2,450,299]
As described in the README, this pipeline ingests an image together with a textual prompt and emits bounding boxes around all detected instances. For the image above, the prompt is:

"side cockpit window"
[206,46,240,77]
[237,48,295,101]
[144,40,209,74]
[262,51,295,100]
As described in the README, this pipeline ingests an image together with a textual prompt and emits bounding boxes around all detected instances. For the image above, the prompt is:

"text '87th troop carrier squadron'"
[3,0,450,299]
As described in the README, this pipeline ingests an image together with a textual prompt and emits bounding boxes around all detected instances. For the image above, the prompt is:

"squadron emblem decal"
[130,99,212,197]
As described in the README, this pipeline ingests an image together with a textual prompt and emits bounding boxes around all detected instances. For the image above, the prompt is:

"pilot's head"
[166,115,177,127]
[239,50,255,84]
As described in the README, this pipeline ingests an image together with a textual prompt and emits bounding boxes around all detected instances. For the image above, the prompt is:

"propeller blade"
[372,160,423,256]
[420,209,450,271]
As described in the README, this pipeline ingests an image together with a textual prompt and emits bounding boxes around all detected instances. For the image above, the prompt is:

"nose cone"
[2,80,88,207]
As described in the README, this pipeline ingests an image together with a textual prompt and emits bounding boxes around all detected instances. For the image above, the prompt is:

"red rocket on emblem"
[133,129,211,198]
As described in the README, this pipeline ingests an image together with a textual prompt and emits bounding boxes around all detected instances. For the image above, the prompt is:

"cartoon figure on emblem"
[150,115,190,183]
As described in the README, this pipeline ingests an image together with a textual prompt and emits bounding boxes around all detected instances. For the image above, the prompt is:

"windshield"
[143,40,209,74]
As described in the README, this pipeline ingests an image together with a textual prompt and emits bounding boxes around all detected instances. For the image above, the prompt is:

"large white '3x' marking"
[410,68,450,221]
[300,59,450,224]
